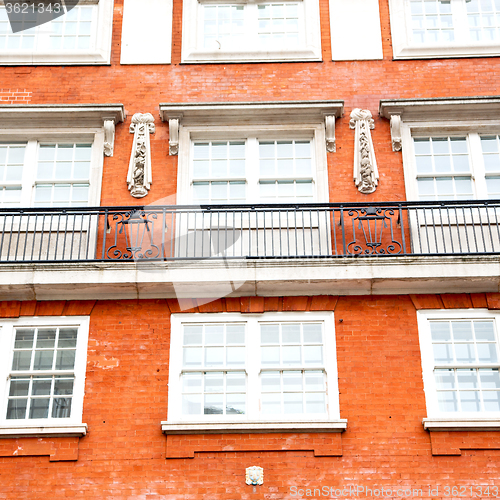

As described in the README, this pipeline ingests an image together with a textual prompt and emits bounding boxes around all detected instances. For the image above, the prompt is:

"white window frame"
[181,0,322,63]
[163,312,347,434]
[0,315,89,437]
[379,97,500,202]
[388,0,500,59]
[404,132,500,201]
[0,104,125,207]
[0,0,114,65]
[182,128,327,204]
[418,309,500,431]
[0,140,99,207]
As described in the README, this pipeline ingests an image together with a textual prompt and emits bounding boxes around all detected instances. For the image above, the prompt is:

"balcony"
[0,201,499,301]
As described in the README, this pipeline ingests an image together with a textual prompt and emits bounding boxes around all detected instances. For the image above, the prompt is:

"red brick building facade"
[1,0,500,498]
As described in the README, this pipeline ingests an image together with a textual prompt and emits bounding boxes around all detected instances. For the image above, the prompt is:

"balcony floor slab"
[0,255,498,300]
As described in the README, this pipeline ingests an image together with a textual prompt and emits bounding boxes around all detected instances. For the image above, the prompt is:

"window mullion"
[246,317,260,420]
[246,3,257,49]
[246,137,259,203]
[21,140,38,207]
[452,0,469,45]
[469,133,488,199]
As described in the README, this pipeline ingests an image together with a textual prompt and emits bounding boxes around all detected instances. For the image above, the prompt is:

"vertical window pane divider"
[469,132,488,198]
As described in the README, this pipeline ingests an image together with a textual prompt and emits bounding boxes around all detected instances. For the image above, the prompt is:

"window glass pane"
[58,329,78,348]
[282,345,301,365]
[54,378,74,395]
[182,393,202,415]
[452,321,473,341]
[414,138,431,154]
[6,399,27,419]
[283,371,302,391]
[184,325,202,345]
[55,350,76,370]
[283,392,302,413]
[261,345,280,365]
[9,378,30,396]
[303,324,322,343]
[14,329,35,349]
[52,397,72,418]
[262,392,281,414]
[261,371,281,392]
[304,345,323,365]
[29,398,50,419]
[416,156,433,175]
[475,321,496,341]
[226,324,245,344]
[430,322,451,341]
[226,393,245,414]
[477,343,498,362]
[183,347,202,367]
[304,371,324,391]
[459,390,481,412]
[205,346,224,366]
[12,351,32,371]
[437,391,458,412]
[434,369,455,389]
[204,393,223,414]
[483,391,500,411]
[226,372,245,392]
[305,392,325,413]
[204,372,224,392]
[37,329,56,348]
[205,324,224,345]
[226,346,245,365]
[457,369,479,389]
[433,343,454,363]
[282,324,300,343]
[261,324,279,344]
[32,377,52,395]
[479,368,500,388]
[34,350,54,370]
[455,343,476,363]
[182,372,203,393]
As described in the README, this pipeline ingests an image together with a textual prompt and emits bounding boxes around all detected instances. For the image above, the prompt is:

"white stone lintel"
[0,103,125,128]
[380,96,500,123]
[160,101,344,127]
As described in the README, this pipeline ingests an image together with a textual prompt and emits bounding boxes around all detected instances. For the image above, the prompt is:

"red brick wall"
[0,89,32,104]
[1,295,500,498]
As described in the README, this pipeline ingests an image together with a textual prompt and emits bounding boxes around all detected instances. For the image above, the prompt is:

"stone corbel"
[390,114,402,152]
[127,113,155,198]
[103,118,116,157]
[325,114,336,153]
[350,108,379,194]
[168,116,181,156]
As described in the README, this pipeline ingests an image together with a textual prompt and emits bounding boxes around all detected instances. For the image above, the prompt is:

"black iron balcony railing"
[0,200,500,263]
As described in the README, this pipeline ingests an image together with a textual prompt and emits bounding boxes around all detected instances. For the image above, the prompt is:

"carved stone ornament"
[325,114,336,153]
[390,114,402,152]
[103,118,116,157]
[245,466,264,486]
[127,113,155,198]
[349,108,379,194]
[168,117,180,156]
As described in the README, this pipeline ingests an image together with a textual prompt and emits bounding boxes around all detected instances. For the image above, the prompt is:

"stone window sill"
[162,420,347,434]
[423,418,500,432]
[0,424,88,438]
